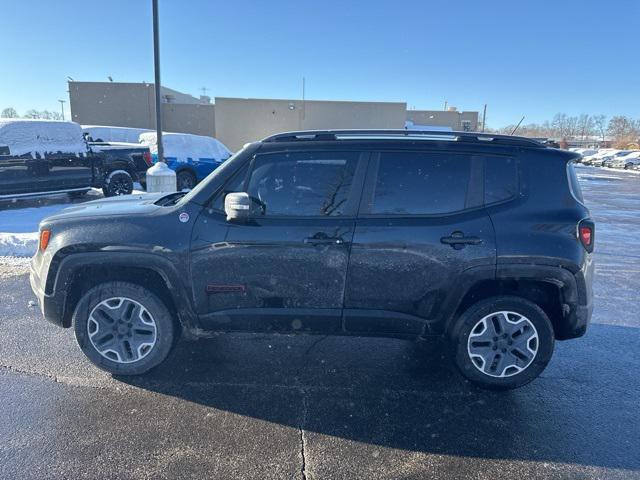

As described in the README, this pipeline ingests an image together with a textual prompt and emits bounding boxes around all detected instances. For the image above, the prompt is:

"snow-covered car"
[139,132,232,190]
[83,125,153,144]
[610,151,640,169]
[583,149,616,166]
[0,119,148,199]
[602,150,632,168]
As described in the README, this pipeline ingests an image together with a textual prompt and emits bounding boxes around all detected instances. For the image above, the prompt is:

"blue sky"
[1,0,638,127]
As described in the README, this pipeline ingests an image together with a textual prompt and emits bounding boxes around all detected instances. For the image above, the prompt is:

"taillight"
[577,220,594,253]
[143,151,153,166]
[39,229,51,251]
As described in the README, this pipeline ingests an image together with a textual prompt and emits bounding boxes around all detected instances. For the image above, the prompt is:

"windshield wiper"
[155,191,187,206]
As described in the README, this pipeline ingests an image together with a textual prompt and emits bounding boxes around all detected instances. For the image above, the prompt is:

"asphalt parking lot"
[0,165,639,479]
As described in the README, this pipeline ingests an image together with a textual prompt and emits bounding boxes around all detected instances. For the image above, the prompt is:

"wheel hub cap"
[88,297,157,364]
[467,311,539,378]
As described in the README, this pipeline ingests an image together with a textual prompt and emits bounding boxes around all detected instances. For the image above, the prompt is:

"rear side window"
[369,152,477,215]
[484,156,518,204]
[567,162,585,204]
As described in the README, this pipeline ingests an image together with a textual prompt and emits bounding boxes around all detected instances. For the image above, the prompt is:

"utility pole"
[443,99,448,111]
[482,103,487,132]
[152,0,164,163]
[58,99,66,121]
[302,76,306,121]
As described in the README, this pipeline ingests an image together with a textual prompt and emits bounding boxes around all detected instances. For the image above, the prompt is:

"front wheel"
[103,170,134,197]
[73,282,177,375]
[449,296,554,390]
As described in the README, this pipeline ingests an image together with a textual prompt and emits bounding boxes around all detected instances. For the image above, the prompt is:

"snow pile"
[139,132,232,162]
[0,232,38,257]
[0,119,87,158]
[83,125,153,144]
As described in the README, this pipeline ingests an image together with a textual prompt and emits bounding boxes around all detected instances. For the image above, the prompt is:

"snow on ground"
[0,185,144,256]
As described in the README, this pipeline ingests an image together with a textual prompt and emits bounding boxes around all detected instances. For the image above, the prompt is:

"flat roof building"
[68,81,479,151]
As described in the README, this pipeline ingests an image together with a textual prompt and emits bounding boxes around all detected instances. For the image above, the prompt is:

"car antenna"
[511,116,525,135]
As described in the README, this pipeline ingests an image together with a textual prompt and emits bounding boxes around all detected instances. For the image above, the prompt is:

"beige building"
[406,109,479,132]
[69,81,215,137]
[69,81,479,151]
[214,97,406,151]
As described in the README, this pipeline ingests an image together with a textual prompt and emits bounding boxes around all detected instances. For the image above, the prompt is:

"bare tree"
[607,116,639,148]
[593,115,607,142]
[577,114,594,140]
[1,107,18,118]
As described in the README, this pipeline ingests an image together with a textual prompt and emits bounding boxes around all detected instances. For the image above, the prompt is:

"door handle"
[440,231,483,249]
[304,237,344,245]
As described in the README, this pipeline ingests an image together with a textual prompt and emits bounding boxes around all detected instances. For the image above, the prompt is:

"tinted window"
[484,156,518,204]
[370,152,472,215]
[246,151,359,216]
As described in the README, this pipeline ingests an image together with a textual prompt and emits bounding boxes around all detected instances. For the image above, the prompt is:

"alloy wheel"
[87,297,157,363]
[467,311,539,378]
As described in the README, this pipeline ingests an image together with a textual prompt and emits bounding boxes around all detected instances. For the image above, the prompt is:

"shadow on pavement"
[118,323,640,472]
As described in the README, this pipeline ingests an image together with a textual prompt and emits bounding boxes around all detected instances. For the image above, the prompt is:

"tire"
[449,296,554,390]
[176,170,197,191]
[103,170,134,197]
[73,281,177,375]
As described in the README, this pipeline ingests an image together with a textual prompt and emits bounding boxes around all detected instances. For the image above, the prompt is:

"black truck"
[0,120,152,200]
[29,129,594,390]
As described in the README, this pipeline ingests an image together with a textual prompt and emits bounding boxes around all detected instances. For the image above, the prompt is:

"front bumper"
[29,257,66,327]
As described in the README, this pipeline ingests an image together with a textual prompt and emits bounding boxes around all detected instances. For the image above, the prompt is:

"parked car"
[87,139,153,195]
[610,151,640,169]
[0,119,150,200]
[602,150,631,168]
[0,119,102,199]
[139,132,232,190]
[83,125,153,144]
[30,129,594,390]
[583,149,616,166]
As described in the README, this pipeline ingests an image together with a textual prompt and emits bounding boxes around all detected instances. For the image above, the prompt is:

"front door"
[344,149,497,335]
[190,149,368,333]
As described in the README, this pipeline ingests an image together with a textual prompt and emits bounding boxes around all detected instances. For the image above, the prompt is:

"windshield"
[177,144,252,206]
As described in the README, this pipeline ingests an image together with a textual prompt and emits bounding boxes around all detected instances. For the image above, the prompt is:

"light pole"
[152,0,164,164]
[146,0,176,193]
[58,99,66,121]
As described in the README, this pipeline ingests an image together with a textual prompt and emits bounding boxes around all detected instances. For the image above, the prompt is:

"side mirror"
[224,192,251,222]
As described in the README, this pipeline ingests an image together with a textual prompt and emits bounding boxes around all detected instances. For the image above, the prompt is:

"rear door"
[344,149,497,336]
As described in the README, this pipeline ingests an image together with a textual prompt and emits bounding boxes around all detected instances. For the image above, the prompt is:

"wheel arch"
[53,252,197,332]
[446,264,580,341]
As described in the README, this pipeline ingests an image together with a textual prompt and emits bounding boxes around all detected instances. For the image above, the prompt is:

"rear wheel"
[103,170,134,197]
[449,296,554,390]
[176,170,197,191]
[73,281,177,375]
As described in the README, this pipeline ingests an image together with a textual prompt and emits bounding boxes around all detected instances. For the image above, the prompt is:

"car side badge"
[179,212,190,223]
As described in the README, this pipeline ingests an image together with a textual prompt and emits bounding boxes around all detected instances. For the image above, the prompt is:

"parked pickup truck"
[0,119,151,199]
[86,139,153,195]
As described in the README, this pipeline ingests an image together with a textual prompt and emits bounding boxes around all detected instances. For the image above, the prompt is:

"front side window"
[369,151,475,215]
[245,151,359,217]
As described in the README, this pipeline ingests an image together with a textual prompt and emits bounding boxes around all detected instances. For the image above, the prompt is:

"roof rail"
[262,129,544,148]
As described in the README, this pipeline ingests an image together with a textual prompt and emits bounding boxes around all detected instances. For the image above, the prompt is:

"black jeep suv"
[29,130,594,390]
